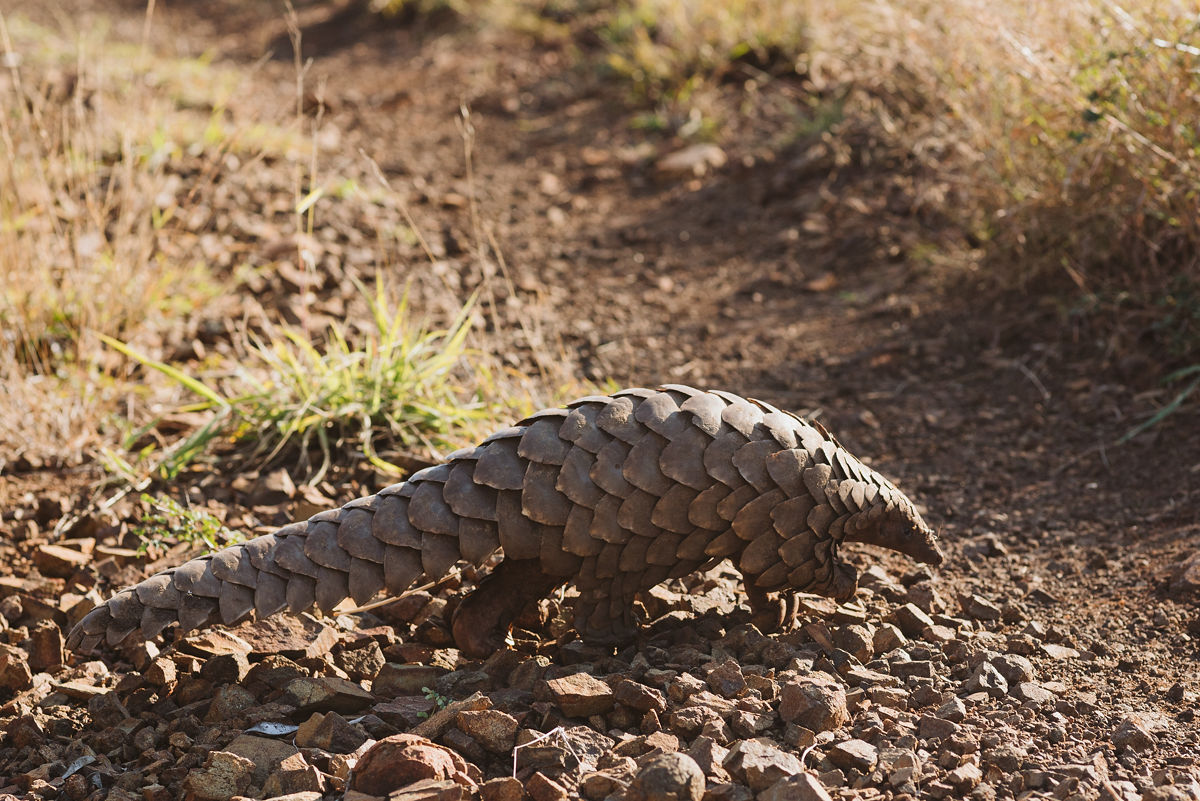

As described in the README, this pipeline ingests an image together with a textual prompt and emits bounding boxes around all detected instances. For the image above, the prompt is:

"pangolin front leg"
[67,385,944,657]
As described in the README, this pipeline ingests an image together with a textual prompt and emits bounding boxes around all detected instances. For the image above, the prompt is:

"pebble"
[935,697,967,722]
[350,734,471,795]
[616,679,669,713]
[758,773,834,801]
[778,676,848,732]
[546,672,615,717]
[723,738,804,792]
[918,713,962,740]
[1012,682,1055,705]
[1110,716,1156,753]
[827,739,879,773]
[706,659,747,698]
[963,662,1008,698]
[182,751,255,801]
[456,709,519,753]
[626,753,705,801]
[888,604,936,637]
[992,654,1036,684]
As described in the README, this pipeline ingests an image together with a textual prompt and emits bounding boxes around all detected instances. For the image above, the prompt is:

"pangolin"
[66,385,942,658]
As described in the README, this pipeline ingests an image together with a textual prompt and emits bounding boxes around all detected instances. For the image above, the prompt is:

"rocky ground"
[1,1,1199,800]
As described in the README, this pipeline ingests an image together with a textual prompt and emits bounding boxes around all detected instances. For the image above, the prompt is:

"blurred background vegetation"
[2,0,1197,493]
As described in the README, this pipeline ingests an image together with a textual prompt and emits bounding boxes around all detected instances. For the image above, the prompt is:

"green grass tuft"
[104,276,489,486]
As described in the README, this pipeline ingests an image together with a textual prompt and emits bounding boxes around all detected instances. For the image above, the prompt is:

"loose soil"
[1,2,1198,801]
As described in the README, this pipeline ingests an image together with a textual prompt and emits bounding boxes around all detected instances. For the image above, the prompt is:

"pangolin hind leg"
[743,580,799,633]
[450,559,565,659]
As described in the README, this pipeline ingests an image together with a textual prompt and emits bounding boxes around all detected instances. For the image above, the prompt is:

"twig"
[512,726,582,779]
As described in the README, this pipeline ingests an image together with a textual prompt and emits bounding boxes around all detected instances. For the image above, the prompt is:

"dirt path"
[1,3,1198,799]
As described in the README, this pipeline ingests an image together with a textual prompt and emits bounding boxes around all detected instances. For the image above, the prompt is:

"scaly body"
[67,385,943,657]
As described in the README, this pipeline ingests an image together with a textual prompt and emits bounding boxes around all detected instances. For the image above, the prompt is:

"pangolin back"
[66,385,942,657]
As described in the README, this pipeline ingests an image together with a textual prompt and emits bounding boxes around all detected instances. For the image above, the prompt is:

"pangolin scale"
[66,385,943,658]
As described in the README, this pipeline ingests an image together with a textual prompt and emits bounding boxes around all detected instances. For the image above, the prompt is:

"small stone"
[918,714,961,740]
[527,771,569,801]
[350,733,471,795]
[206,683,257,722]
[615,679,668,713]
[892,660,936,680]
[963,662,1008,698]
[961,594,1003,622]
[992,654,1035,685]
[778,676,848,732]
[946,761,982,791]
[412,692,490,740]
[389,778,470,801]
[923,624,957,644]
[655,143,727,177]
[182,750,255,801]
[580,769,632,801]
[935,697,966,722]
[703,783,754,801]
[545,672,614,717]
[889,603,936,637]
[758,773,834,801]
[626,753,705,801]
[480,776,525,801]
[372,663,450,696]
[235,614,338,659]
[833,625,875,662]
[295,711,369,753]
[146,656,177,687]
[873,623,907,654]
[223,734,302,788]
[1169,551,1200,594]
[34,544,91,578]
[27,621,64,672]
[827,739,878,773]
[335,640,386,681]
[261,752,326,797]
[723,738,804,792]
[0,643,33,691]
[199,651,250,685]
[1111,716,1156,752]
[1040,643,1079,660]
[686,736,730,779]
[705,660,746,698]
[457,709,519,753]
[1012,682,1055,705]
[280,676,374,714]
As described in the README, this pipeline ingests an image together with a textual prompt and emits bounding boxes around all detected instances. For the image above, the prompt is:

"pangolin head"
[844,497,944,566]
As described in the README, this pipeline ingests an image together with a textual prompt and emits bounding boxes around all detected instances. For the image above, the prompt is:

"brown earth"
[1,2,1198,800]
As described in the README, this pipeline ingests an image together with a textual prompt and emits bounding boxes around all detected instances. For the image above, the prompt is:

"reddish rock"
[615,679,668,713]
[33,544,91,578]
[758,773,834,801]
[350,733,473,795]
[0,643,33,691]
[262,752,326,797]
[545,672,614,717]
[27,621,64,672]
[480,776,525,801]
[778,677,848,733]
[827,739,878,773]
[182,750,255,801]
[626,753,705,801]
[526,772,569,801]
[723,739,803,792]
[280,676,374,714]
[457,709,519,753]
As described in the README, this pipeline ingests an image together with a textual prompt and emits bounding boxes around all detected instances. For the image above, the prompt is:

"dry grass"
[0,9,544,475]
[594,0,1200,319]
